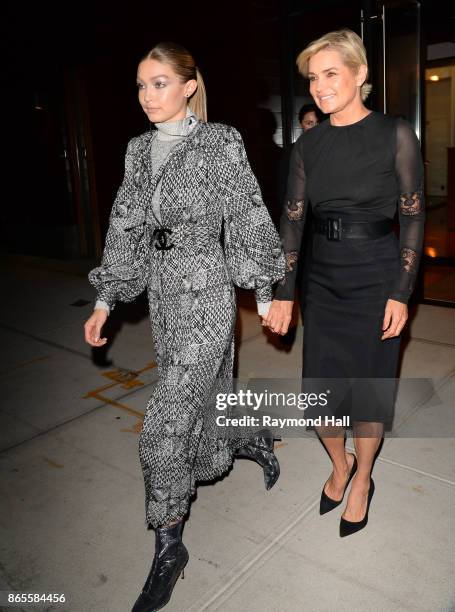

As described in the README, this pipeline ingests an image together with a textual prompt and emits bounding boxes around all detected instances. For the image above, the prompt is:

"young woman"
[84,42,284,610]
[266,29,425,537]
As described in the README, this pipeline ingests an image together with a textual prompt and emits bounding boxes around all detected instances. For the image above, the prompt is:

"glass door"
[366,0,455,305]
[423,60,455,303]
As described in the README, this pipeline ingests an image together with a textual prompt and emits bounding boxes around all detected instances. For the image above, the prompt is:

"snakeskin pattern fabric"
[89,121,285,527]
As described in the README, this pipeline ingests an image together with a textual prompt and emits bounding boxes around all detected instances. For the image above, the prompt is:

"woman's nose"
[143,87,153,102]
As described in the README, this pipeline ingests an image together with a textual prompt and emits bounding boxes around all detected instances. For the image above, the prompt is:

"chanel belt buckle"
[327,217,342,241]
[153,227,174,251]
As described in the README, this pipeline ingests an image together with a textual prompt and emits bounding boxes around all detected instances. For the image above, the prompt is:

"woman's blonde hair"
[296,29,372,102]
[141,42,207,122]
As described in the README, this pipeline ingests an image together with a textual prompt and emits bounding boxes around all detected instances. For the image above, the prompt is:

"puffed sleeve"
[88,138,151,311]
[389,119,426,303]
[218,126,285,307]
[274,135,308,301]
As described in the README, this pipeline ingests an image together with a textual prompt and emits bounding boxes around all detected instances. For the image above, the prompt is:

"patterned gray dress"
[89,114,285,528]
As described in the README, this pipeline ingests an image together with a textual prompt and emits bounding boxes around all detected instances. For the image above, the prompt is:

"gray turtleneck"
[150,106,199,223]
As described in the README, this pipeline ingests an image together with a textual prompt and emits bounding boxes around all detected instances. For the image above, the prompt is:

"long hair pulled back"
[141,42,207,121]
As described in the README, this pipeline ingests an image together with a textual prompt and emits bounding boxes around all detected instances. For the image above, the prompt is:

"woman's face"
[308,48,366,115]
[137,58,197,123]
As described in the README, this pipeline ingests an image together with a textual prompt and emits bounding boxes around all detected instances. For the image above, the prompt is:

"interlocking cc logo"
[153,227,174,251]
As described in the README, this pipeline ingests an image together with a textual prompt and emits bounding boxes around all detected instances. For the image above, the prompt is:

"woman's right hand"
[84,309,109,347]
[263,300,294,335]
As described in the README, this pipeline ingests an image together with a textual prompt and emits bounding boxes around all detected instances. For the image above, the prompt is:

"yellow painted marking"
[274,441,287,449]
[120,420,144,434]
[89,394,145,418]
[108,377,143,390]
[103,362,156,385]
[102,368,143,388]
[1,355,50,375]
[83,362,156,417]
[82,380,119,396]
[83,362,156,398]
[42,456,64,468]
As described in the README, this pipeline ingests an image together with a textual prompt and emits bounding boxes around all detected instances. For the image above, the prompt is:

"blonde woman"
[84,42,284,610]
[266,29,425,537]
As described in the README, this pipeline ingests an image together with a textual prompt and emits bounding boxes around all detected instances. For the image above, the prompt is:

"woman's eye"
[154,82,166,88]
[136,83,144,89]
[309,76,316,82]
[327,72,336,77]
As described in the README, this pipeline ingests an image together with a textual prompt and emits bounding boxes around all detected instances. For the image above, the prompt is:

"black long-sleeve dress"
[275,111,425,424]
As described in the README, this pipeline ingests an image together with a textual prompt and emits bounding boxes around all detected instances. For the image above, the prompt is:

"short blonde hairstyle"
[296,29,372,102]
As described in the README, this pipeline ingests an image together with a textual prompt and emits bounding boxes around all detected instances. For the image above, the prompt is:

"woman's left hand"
[262,299,294,335]
[381,299,408,340]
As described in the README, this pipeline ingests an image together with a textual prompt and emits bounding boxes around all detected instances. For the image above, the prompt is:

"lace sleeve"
[389,119,426,303]
[273,137,307,301]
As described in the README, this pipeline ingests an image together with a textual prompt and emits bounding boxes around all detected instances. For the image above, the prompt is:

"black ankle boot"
[235,429,280,490]
[131,520,188,612]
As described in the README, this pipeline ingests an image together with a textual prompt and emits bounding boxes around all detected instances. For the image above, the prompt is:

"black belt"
[313,217,393,241]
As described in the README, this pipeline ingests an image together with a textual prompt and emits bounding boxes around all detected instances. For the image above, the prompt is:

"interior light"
[429,75,440,82]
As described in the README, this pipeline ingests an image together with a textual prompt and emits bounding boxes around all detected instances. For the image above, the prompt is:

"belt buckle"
[327,217,342,241]
[153,227,174,251]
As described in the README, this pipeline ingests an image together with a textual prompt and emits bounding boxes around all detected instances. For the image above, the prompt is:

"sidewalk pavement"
[0,256,454,612]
